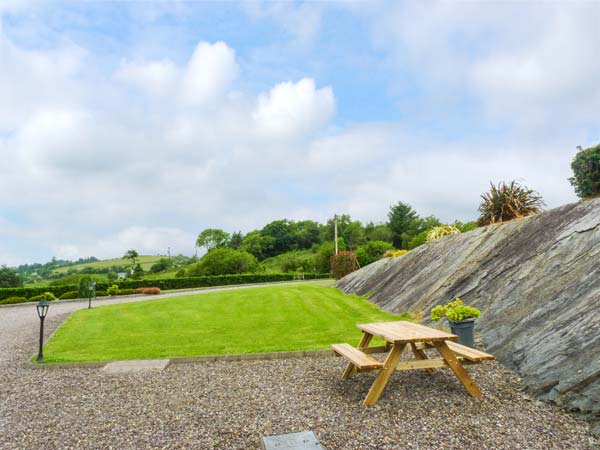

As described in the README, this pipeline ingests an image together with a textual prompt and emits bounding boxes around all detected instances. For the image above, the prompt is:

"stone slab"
[262,431,323,450]
[102,359,170,374]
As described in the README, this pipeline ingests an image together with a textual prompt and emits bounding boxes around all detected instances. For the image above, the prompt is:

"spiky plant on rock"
[477,181,545,226]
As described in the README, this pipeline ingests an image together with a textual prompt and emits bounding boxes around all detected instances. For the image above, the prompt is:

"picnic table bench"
[332,321,494,405]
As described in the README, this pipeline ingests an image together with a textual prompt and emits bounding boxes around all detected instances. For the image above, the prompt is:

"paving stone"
[103,359,170,374]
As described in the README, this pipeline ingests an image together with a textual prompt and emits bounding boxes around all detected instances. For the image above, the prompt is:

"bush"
[0,296,28,305]
[187,248,259,276]
[134,287,161,295]
[78,276,94,298]
[355,241,395,267]
[0,273,331,301]
[393,249,408,257]
[59,291,79,300]
[431,298,481,322]
[107,285,120,296]
[29,292,57,302]
[0,267,22,288]
[118,289,135,295]
[477,181,545,226]
[149,258,172,274]
[331,251,358,280]
[569,143,600,199]
[426,225,461,242]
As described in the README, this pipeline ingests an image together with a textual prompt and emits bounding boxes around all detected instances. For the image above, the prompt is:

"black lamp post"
[36,298,49,361]
[88,280,96,309]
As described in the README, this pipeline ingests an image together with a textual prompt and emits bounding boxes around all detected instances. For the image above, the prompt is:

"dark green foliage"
[78,276,94,298]
[107,271,118,281]
[196,228,231,251]
[453,220,478,233]
[401,216,442,249]
[228,231,244,249]
[388,202,418,248]
[175,268,186,278]
[343,221,366,249]
[0,296,28,305]
[331,251,358,280]
[477,181,545,226]
[0,273,330,302]
[314,239,347,273]
[355,241,395,267]
[59,291,79,300]
[408,230,430,249]
[569,143,600,199]
[118,289,135,295]
[0,267,22,288]
[187,248,259,276]
[260,220,296,258]
[29,292,57,302]
[149,258,172,274]
[278,253,315,273]
[240,230,274,260]
[365,222,394,243]
[132,263,144,279]
[123,249,139,268]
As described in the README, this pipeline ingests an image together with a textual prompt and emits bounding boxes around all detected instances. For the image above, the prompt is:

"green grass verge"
[40,283,409,363]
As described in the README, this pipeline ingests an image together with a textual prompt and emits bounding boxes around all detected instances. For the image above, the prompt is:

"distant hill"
[52,255,165,274]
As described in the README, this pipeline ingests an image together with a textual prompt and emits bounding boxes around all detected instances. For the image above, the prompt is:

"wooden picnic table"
[332,321,494,405]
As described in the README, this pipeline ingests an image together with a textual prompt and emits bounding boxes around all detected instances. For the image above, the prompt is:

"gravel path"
[1,287,598,449]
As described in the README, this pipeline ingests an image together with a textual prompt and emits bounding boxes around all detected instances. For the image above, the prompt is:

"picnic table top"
[357,320,458,344]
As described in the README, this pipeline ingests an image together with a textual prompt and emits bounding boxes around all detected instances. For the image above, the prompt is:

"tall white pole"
[334,215,338,255]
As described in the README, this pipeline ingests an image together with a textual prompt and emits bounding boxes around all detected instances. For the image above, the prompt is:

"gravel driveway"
[0,287,598,449]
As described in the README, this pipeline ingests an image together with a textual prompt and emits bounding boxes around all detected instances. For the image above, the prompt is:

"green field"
[41,283,408,363]
[52,255,165,274]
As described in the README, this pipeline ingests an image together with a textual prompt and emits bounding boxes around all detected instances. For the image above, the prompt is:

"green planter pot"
[449,318,476,348]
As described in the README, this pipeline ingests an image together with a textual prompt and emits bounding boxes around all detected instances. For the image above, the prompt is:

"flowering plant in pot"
[431,298,481,348]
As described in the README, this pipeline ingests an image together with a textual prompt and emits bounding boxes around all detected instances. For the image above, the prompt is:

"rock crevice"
[337,198,600,431]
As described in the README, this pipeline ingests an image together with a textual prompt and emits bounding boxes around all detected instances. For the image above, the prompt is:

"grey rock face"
[338,198,600,431]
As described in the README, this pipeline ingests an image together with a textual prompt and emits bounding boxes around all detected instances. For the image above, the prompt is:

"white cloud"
[181,41,239,106]
[253,78,334,139]
[115,58,178,96]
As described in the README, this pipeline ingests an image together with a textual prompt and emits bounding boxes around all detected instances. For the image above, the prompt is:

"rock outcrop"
[338,198,600,431]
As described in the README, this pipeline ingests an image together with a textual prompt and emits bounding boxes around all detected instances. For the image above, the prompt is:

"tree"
[187,248,259,276]
[229,231,244,249]
[365,222,394,243]
[294,220,323,249]
[260,220,296,257]
[402,216,442,249]
[355,241,395,267]
[0,266,22,288]
[569,143,600,199]
[196,229,230,252]
[132,263,144,279]
[123,249,139,270]
[388,202,418,248]
[342,221,366,249]
[240,231,274,260]
[150,258,172,274]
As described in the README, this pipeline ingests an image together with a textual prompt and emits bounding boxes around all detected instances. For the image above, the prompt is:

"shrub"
[393,249,408,257]
[477,181,545,226]
[0,296,28,305]
[149,258,172,274]
[29,292,57,302]
[187,248,259,276]
[107,285,120,296]
[95,290,108,297]
[426,225,460,242]
[0,267,22,288]
[355,241,395,267]
[431,298,481,322]
[569,143,600,199]
[59,291,79,300]
[331,251,358,280]
[135,287,161,295]
[118,288,135,295]
[78,276,93,298]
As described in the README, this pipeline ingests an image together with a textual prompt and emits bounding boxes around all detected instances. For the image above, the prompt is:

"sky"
[0,0,599,266]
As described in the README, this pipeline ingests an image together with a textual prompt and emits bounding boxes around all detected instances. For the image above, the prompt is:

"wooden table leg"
[433,341,482,397]
[363,343,406,405]
[410,343,435,373]
[342,332,373,380]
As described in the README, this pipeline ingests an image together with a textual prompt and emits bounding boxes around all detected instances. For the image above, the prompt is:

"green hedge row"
[0,273,330,302]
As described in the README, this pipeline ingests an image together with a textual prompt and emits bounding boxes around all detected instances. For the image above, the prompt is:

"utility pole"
[334,215,338,255]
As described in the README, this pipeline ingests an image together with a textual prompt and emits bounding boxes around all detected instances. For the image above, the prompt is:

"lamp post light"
[88,280,97,309]
[36,298,49,361]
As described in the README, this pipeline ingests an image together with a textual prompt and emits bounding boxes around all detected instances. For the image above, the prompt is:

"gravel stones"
[0,297,598,449]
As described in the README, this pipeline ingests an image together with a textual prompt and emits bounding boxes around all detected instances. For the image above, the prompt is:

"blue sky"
[0,1,599,265]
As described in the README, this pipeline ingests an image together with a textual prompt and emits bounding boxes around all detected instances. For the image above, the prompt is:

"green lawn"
[41,283,408,363]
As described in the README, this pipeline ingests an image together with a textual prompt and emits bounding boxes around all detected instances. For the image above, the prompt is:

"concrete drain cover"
[262,431,323,450]
[102,359,170,374]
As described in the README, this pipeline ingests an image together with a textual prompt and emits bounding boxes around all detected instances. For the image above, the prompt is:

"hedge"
[0,273,330,303]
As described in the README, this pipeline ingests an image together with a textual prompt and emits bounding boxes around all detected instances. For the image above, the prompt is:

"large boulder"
[338,198,600,431]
